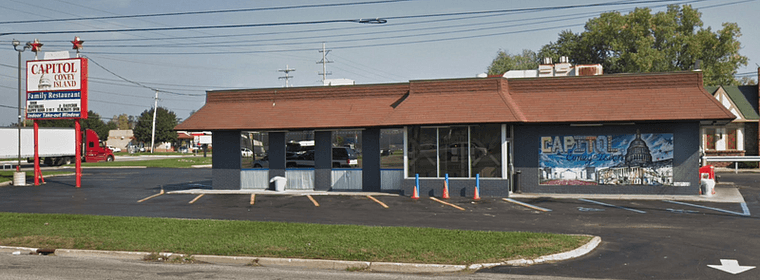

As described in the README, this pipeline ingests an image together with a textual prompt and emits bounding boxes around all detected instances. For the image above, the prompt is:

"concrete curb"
[468,235,602,270]
[0,245,38,254]
[1,235,601,273]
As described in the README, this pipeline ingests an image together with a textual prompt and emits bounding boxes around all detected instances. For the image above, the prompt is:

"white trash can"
[270,176,287,192]
[700,178,715,196]
[13,171,25,186]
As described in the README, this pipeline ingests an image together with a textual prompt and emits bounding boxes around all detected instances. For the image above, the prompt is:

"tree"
[81,112,116,140]
[31,110,113,140]
[535,5,747,86]
[486,49,539,76]
[133,107,178,147]
[110,114,131,130]
[739,76,757,86]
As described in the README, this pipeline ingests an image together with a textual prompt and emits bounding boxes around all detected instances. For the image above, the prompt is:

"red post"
[75,120,81,188]
[33,120,39,186]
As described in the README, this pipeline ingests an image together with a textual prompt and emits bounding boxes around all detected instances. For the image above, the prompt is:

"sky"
[1,0,758,127]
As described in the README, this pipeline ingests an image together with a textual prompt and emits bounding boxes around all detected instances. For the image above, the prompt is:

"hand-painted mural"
[539,131,673,186]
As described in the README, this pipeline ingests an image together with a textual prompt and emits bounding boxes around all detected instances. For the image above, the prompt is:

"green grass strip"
[80,157,212,168]
[0,212,589,265]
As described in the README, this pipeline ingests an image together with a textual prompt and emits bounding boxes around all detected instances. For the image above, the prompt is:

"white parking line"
[502,198,552,212]
[664,200,750,217]
[578,198,646,214]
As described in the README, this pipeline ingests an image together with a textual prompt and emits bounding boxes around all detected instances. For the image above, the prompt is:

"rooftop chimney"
[539,57,554,77]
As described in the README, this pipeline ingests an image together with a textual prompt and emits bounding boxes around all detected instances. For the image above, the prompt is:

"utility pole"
[278,65,296,87]
[317,43,332,84]
[12,39,31,176]
[150,90,158,154]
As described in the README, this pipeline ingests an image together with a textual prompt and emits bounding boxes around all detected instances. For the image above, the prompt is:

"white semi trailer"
[0,127,114,166]
[1,128,76,166]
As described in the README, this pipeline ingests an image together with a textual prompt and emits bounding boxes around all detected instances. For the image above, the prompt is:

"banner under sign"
[538,131,673,186]
[26,57,88,120]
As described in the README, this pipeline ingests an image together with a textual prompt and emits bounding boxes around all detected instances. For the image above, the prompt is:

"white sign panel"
[27,59,81,91]
[26,58,88,119]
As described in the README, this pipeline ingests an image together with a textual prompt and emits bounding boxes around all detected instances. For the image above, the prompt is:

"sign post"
[25,52,88,188]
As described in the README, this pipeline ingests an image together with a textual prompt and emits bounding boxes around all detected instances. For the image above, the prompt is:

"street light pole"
[12,39,30,172]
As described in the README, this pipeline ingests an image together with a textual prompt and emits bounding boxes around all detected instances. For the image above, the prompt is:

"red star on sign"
[30,39,43,53]
[71,36,84,50]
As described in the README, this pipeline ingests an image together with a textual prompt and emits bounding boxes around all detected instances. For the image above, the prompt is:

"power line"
[0,0,414,25]
[83,55,205,96]
[0,18,386,37]
[278,65,296,87]
[69,11,600,49]
[74,0,719,55]
[0,0,692,37]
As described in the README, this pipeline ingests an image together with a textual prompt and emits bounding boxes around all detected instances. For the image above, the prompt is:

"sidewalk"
[510,183,744,203]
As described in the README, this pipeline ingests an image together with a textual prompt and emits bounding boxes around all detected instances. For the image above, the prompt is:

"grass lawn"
[79,157,212,168]
[0,212,590,265]
[0,171,74,184]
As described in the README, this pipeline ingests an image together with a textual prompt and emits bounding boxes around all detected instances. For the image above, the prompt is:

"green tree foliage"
[133,107,178,146]
[536,5,747,86]
[110,114,131,130]
[486,49,539,76]
[738,76,757,86]
[81,112,116,140]
[31,110,114,140]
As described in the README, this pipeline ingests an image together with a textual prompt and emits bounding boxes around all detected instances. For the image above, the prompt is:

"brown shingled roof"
[175,71,735,131]
[508,71,735,123]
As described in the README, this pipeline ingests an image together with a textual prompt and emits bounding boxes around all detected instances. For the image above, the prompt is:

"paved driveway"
[1,168,758,279]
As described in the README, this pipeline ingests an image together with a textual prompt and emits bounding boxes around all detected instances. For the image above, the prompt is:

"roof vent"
[554,57,572,77]
[575,64,603,76]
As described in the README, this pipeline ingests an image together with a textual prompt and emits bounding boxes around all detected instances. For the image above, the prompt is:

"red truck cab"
[83,129,115,162]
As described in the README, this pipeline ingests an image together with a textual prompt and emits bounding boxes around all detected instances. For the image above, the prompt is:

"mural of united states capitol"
[539,131,673,186]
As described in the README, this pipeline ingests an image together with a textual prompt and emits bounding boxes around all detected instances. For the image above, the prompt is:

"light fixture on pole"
[12,39,31,179]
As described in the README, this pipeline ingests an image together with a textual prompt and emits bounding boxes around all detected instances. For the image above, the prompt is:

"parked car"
[251,147,358,168]
[107,145,122,153]
[332,147,359,168]
[241,148,253,157]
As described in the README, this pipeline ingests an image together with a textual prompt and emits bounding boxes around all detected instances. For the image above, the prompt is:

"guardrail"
[703,156,760,173]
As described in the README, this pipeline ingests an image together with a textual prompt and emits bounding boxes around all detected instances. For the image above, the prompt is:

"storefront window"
[407,125,503,178]
[242,131,268,169]
[470,124,502,178]
[333,130,361,168]
[380,128,404,169]
[439,127,469,177]
[408,127,438,177]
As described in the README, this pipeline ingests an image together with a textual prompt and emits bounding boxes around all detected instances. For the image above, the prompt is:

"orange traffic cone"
[412,185,420,200]
[473,174,481,200]
[443,174,450,199]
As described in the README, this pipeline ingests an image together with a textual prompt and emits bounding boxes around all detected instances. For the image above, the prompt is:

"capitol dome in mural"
[625,130,653,166]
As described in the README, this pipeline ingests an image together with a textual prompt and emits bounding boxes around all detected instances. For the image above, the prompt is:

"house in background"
[702,84,759,166]
[107,129,134,150]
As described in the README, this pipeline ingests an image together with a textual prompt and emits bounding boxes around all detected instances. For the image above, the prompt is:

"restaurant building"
[175,71,734,197]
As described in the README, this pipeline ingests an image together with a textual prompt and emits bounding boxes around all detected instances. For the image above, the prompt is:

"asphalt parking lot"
[1,168,759,279]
